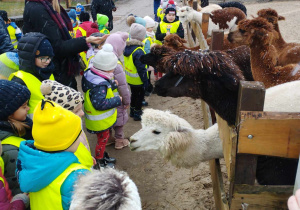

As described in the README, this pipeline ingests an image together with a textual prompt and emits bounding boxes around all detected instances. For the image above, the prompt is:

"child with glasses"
[9,32,56,119]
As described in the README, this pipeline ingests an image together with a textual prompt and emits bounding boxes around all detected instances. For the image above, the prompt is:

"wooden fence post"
[201,13,210,39]
[66,0,71,8]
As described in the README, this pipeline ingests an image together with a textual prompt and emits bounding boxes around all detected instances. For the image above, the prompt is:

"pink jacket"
[114,63,131,127]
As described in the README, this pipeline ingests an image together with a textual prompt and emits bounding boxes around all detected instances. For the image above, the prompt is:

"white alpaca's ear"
[164,127,191,160]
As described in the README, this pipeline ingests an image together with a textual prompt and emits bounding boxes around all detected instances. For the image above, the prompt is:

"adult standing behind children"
[82,43,121,168]
[106,32,131,149]
[23,0,106,89]
[155,2,184,44]
[9,32,55,119]
[91,0,116,31]
[124,23,148,121]
[16,100,90,210]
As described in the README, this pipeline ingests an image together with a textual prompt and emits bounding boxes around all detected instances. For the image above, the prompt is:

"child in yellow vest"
[41,80,98,169]
[16,100,90,210]
[67,9,78,38]
[9,32,55,119]
[0,80,32,197]
[97,14,110,34]
[82,44,121,168]
[155,2,184,43]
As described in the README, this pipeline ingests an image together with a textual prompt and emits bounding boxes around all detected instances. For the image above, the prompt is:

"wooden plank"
[231,184,292,210]
[210,30,224,50]
[238,111,300,159]
[201,13,210,39]
[209,159,229,210]
[234,81,265,186]
[66,0,71,8]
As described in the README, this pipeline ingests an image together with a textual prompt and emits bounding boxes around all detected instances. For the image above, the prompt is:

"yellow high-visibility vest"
[9,71,54,118]
[74,142,93,169]
[7,25,18,49]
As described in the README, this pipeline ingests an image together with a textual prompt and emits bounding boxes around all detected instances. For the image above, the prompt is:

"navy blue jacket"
[0,16,15,54]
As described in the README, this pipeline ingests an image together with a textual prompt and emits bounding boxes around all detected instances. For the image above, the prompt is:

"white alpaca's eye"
[152,130,161,134]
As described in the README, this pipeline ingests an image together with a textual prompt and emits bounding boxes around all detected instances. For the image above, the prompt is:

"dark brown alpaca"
[228,17,300,88]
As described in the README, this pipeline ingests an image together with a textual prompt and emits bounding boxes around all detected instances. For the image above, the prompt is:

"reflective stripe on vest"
[30,163,89,210]
[73,26,79,37]
[77,27,87,37]
[80,51,88,67]
[160,20,180,34]
[124,47,147,85]
[84,88,117,132]
[7,25,18,49]
[0,157,4,175]
[100,28,110,34]
[2,136,24,148]
[74,142,93,169]
[8,71,54,117]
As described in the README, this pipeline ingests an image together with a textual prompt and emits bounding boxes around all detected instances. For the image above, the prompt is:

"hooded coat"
[23,1,89,89]
[16,141,89,210]
[75,21,100,38]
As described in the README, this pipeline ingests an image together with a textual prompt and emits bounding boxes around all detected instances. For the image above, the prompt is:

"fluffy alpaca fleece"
[130,109,223,168]
[257,8,300,66]
[177,6,246,36]
[228,17,300,88]
[70,169,141,210]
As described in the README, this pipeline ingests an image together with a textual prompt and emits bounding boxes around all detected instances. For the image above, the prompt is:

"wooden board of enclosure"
[238,111,300,159]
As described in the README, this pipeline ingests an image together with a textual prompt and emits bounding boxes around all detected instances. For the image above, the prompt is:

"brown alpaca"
[228,17,300,88]
[164,34,200,51]
[257,8,300,66]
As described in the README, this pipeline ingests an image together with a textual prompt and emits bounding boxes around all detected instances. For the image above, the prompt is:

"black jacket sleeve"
[176,22,185,39]
[133,49,148,84]
[155,23,166,42]
[91,0,100,22]
[23,3,89,58]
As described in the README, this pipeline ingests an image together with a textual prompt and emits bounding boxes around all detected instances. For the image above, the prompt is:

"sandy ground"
[83,1,300,209]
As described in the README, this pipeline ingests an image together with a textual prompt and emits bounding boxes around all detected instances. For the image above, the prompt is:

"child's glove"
[12,193,30,208]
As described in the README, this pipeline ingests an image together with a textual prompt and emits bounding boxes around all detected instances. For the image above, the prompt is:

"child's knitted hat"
[40,80,83,111]
[33,100,82,152]
[93,43,118,71]
[143,16,156,28]
[126,15,146,27]
[76,3,85,15]
[35,38,54,58]
[165,2,177,15]
[0,80,30,120]
[0,10,8,22]
[97,14,109,26]
[105,32,129,57]
[0,52,19,79]
[68,9,77,23]
[130,23,146,41]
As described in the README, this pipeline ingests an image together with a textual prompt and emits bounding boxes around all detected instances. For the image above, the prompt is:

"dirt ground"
[83,1,300,209]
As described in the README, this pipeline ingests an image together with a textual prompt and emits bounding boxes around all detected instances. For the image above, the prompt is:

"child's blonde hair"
[8,116,30,137]
[52,0,61,14]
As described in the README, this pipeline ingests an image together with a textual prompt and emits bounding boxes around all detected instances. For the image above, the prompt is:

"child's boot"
[103,151,116,163]
[115,138,130,150]
[130,106,135,118]
[142,99,148,106]
[133,109,143,121]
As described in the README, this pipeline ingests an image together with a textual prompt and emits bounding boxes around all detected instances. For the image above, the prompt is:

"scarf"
[146,31,155,39]
[35,62,55,80]
[90,66,114,80]
[27,0,72,41]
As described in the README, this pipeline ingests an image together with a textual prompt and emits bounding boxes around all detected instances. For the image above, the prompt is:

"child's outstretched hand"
[86,34,109,45]
[119,96,122,102]
[288,189,300,210]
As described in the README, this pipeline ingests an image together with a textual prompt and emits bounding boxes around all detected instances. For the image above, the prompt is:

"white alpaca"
[130,81,300,168]
[177,6,245,36]
[199,4,222,13]
[130,109,223,168]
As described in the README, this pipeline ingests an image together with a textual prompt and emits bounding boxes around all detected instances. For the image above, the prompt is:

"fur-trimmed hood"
[124,39,144,57]
[126,39,144,47]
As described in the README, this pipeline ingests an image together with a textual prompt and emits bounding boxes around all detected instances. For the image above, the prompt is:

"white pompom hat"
[93,43,118,71]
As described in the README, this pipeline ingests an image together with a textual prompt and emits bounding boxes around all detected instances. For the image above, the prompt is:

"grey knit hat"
[0,80,31,120]
[130,23,146,41]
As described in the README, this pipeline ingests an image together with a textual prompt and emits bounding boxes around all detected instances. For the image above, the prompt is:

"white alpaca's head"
[177,6,194,23]
[130,109,193,157]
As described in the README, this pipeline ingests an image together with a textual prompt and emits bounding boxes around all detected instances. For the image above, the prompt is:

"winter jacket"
[155,16,184,42]
[0,168,27,210]
[22,1,89,89]
[75,21,99,38]
[16,140,89,210]
[10,33,54,85]
[123,39,148,87]
[114,62,130,127]
[0,17,15,54]
[91,0,116,21]
[0,119,32,196]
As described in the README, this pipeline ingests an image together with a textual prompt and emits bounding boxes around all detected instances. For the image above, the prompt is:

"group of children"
[0,0,184,208]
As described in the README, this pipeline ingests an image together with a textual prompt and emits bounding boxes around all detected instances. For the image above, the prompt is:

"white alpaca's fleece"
[70,169,141,210]
[130,109,223,168]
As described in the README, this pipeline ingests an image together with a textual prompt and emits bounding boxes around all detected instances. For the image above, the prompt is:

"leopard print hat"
[40,80,84,111]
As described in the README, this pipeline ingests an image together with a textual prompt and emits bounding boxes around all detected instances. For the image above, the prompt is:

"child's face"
[35,56,52,68]
[11,100,29,121]
[105,22,109,27]
[166,13,176,22]
[146,27,154,33]
[73,103,84,118]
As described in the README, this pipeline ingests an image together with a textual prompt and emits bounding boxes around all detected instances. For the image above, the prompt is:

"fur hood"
[126,39,144,47]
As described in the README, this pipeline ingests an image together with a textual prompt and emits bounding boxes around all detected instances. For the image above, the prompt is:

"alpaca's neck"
[273,24,286,49]
[193,11,203,25]
[249,43,279,86]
